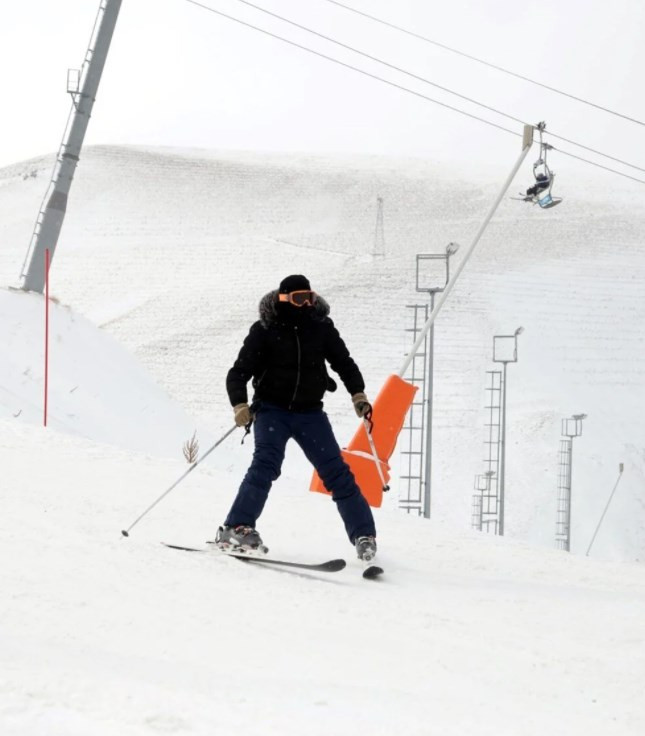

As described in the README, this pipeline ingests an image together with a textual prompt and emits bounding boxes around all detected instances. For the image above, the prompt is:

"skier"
[215,274,378,562]
[525,171,551,198]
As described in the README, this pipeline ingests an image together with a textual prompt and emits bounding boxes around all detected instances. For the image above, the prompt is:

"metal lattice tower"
[555,437,572,550]
[21,0,123,292]
[555,414,587,552]
[472,370,502,533]
[399,304,429,515]
[399,248,457,518]
[471,489,483,531]
[471,471,496,531]
[373,196,385,257]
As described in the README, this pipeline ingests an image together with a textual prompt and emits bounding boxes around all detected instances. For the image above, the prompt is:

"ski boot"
[214,525,268,555]
[355,535,377,562]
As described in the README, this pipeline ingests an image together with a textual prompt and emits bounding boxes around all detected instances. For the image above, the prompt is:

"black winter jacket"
[226,290,365,411]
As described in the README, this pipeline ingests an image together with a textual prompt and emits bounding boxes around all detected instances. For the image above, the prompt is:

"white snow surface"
[0,288,204,457]
[2,420,645,736]
[1,145,645,734]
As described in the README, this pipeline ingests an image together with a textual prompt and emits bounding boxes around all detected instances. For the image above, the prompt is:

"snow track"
[1,420,644,735]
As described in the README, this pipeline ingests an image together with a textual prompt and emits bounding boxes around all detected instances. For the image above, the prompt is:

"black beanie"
[279,274,311,293]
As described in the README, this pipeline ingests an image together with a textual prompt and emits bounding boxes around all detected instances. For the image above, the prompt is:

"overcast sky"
[1,0,644,186]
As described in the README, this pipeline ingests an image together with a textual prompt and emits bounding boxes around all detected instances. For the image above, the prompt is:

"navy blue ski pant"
[224,403,376,543]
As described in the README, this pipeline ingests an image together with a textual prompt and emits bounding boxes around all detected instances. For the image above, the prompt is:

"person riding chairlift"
[521,122,562,208]
[525,171,551,198]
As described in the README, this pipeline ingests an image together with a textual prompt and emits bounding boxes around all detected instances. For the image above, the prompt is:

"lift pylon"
[21,0,123,293]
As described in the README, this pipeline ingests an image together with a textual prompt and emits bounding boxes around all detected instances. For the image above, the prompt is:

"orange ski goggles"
[278,290,317,307]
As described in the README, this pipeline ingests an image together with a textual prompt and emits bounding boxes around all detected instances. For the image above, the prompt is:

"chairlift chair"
[517,122,563,208]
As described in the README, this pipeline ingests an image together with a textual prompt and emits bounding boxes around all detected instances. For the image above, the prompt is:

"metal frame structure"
[413,245,458,518]
[491,327,523,535]
[397,124,533,522]
[400,246,459,517]
[399,304,429,515]
[471,470,497,532]
[400,246,461,517]
[471,485,484,531]
[373,196,385,257]
[556,413,587,551]
[472,371,503,533]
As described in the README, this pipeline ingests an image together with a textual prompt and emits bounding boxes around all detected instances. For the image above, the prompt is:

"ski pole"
[362,416,390,492]
[121,424,237,537]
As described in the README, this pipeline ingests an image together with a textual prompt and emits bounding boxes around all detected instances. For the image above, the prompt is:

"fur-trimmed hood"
[227,290,364,409]
[258,289,330,328]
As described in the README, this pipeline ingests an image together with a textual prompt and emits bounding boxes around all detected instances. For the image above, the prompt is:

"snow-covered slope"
[0,287,203,458]
[0,145,643,562]
[1,419,644,736]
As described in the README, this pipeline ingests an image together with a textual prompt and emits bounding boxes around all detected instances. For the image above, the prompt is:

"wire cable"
[183,0,521,139]
[234,0,527,126]
[322,0,645,128]
[550,145,645,185]
[545,131,645,174]
[181,0,645,185]
[232,0,645,174]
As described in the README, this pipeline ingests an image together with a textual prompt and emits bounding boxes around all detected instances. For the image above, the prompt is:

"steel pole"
[398,124,534,377]
[498,362,508,535]
[566,439,574,552]
[423,291,436,518]
[44,249,50,427]
[22,0,123,292]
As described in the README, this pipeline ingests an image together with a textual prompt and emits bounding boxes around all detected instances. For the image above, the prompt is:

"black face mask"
[276,301,312,326]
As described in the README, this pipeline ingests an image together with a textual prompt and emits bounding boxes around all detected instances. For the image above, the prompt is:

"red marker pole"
[44,248,49,427]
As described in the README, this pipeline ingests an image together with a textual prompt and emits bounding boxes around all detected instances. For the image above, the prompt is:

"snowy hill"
[1,144,645,735]
[1,145,643,561]
[1,419,645,736]
[0,287,203,458]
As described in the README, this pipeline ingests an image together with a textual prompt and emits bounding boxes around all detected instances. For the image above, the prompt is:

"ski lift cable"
[230,0,645,175]
[549,146,645,185]
[180,0,645,186]
[233,0,528,126]
[535,122,645,186]
[182,0,521,139]
[321,0,645,129]
[544,131,645,174]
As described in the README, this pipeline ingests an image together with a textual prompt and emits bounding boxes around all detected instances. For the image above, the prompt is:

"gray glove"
[233,403,252,427]
[351,392,372,418]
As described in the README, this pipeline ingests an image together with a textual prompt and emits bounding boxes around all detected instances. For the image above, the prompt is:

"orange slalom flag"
[310,374,418,507]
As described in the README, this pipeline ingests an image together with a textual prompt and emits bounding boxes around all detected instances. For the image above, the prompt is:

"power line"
[322,0,645,128]
[181,0,645,186]
[232,0,645,175]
